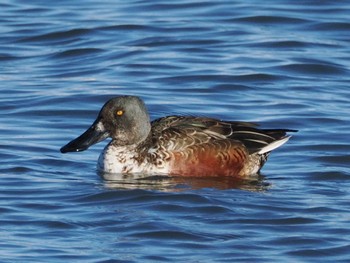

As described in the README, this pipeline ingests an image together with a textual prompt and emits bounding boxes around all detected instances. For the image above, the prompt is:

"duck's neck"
[111,133,153,161]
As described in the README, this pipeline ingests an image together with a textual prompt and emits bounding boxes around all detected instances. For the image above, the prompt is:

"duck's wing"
[151,116,296,154]
[150,116,224,152]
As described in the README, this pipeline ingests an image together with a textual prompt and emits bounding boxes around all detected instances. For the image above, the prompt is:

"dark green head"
[60,96,151,153]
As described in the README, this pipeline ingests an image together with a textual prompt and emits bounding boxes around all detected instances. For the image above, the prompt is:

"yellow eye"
[116,110,124,116]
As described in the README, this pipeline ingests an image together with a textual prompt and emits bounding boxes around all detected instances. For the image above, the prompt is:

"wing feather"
[151,116,296,154]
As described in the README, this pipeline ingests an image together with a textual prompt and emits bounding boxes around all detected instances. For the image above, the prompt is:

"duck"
[60,96,296,178]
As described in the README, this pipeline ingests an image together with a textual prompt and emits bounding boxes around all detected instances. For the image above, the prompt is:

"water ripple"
[1,0,350,262]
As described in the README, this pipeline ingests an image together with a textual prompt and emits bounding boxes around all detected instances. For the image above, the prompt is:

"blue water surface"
[1,0,350,262]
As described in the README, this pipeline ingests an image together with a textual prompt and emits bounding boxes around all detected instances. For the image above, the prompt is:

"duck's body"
[61,96,296,178]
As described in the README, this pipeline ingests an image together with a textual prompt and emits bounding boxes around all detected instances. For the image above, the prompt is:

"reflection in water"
[100,172,269,192]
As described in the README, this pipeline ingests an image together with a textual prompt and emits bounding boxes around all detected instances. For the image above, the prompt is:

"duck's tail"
[258,135,292,155]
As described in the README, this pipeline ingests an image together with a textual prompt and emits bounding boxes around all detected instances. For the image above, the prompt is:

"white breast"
[97,143,170,175]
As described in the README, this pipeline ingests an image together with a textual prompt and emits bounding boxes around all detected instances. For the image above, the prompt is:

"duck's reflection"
[99,172,269,192]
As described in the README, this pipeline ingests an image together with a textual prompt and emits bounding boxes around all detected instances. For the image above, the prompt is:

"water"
[1,0,350,262]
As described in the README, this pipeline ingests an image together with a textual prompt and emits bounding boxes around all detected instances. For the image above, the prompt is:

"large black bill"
[60,121,109,153]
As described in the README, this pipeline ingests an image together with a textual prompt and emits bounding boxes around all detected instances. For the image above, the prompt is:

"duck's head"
[60,96,151,153]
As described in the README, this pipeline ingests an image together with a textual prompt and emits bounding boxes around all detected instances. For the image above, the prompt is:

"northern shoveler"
[60,96,296,178]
